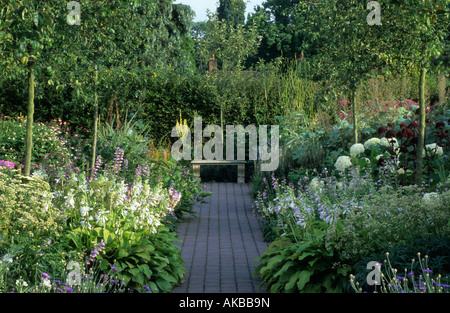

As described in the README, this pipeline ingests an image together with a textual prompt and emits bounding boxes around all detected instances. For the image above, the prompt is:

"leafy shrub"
[0,170,64,239]
[0,117,71,168]
[254,223,350,293]
[0,234,85,292]
[96,113,151,180]
[326,185,450,262]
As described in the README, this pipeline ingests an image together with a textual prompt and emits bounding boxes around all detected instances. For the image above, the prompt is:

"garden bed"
[0,116,209,293]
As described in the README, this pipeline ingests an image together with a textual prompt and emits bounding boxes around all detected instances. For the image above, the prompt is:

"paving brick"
[172,182,268,293]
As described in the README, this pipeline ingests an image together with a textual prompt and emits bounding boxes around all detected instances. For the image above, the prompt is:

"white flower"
[423,143,444,157]
[309,177,324,191]
[42,278,51,288]
[53,190,63,198]
[79,206,91,217]
[380,137,399,149]
[335,156,352,172]
[16,280,28,287]
[64,192,75,208]
[422,192,440,206]
[364,137,380,149]
[397,168,405,175]
[0,254,13,264]
[350,143,365,157]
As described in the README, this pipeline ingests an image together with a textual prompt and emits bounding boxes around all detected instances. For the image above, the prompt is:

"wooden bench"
[191,160,246,184]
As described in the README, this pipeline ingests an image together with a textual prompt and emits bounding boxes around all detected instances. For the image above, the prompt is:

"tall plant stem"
[351,88,358,144]
[415,65,427,186]
[91,66,99,171]
[24,60,35,176]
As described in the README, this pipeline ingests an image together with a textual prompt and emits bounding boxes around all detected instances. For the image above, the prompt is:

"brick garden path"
[172,182,268,293]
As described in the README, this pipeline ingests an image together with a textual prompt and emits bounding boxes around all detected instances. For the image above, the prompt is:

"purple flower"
[111,265,118,272]
[144,285,151,292]
[415,284,426,291]
[66,286,74,293]
[41,272,50,280]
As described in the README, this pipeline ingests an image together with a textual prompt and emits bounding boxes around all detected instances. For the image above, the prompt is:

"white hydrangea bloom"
[350,143,365,157]
[335,156,352,172]
[423,143,444,157]
[422,192,441,206]
[380,137,399,149]
[364,137,380,149]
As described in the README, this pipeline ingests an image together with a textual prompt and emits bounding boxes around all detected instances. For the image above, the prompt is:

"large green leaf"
[297,270,313,291]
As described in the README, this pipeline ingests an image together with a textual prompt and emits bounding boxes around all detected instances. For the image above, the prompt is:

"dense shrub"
[0,116,71,167]
[255,222,350,293]
[0,170,64,239]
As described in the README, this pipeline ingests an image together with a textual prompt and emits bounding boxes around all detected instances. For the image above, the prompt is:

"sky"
[174,0,265,22]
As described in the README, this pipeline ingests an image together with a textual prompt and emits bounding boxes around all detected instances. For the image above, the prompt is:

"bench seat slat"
[191,160,246,184]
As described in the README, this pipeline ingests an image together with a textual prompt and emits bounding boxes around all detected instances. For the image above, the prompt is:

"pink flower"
[0,160,14,169]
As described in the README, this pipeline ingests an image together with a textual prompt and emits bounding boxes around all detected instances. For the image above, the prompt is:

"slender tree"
[365,0,449,186]
[0,1,58,175]
[299,0,387,144]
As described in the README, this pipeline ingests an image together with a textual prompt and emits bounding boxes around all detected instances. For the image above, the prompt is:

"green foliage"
[0,116,70,166]
[254,224,351,293]
[246,0,309,64]
[0,234,84,293]
[103,228,185,293]
[217,0,246,26]
[68,225,185,292]
[193,12,261,72]
[0,170,64,239]
[326,186,450,262]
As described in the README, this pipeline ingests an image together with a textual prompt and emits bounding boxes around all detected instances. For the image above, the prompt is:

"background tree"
[217,0,246,26]
[246,0,309,65]
[298,0,387,144]
[298,0,449,185]
[1,0,196,172]
[366,0,449,186]
[0,1,60,175]
[193,12,261,72]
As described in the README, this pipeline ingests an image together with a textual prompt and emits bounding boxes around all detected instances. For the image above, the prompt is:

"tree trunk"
[351,89,358,144]
[91,66,99,171]
[24,61,35,176]
[438,73,446,104]
[415,66,427,186]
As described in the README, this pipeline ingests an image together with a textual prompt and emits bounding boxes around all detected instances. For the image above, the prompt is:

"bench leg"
[193,164,201,180]
[237,164,245,184]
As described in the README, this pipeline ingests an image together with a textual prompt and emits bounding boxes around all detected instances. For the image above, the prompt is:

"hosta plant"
[254,223,350,293]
